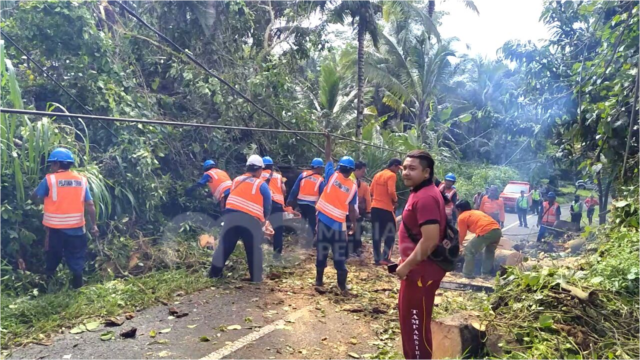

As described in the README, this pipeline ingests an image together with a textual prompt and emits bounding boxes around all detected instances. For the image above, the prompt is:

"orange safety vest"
[260,170,285,205]
[297,171,323,203]
[226,174,266,221]
[541,202,559,226]
[482,198,502,216]
[438,183,457,218]
[205,168,232,201]
[42,171,87,229]
[316,172,357,222]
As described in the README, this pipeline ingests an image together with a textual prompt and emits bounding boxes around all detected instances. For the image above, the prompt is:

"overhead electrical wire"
[114,1,326,153]
[1,32,116,137]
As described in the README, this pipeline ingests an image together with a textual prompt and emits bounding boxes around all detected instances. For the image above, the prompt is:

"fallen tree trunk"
[432,311,485,359]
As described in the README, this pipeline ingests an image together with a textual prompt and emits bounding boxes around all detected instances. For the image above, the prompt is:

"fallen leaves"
[100,331,115,341]
[226,325,242,330]
[348,352,361,358]
[158,350,171,357]
[159,328,172,334]
[124,312,136,320]
[187,325,198,329]
[69,325,86,334]
[85,321,101,332]
[119,327,137,339]
[148,339,169,345]
[244,317,253,323]
[341,304,364,313]
[149,330,157,338]
[105,317,124,327]
[349,338,358,345]
[200,336,211,342]
[168,307,179,316]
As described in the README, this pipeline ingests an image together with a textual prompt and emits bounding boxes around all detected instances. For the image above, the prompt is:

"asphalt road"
[500,204,573,243]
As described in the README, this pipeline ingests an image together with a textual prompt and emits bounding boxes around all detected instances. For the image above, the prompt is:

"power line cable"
[1,32,116,137]
[0,108,325,134]
[114,1,325,153]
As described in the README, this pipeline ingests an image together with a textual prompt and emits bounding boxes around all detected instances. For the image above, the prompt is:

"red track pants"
[398,270,443,359]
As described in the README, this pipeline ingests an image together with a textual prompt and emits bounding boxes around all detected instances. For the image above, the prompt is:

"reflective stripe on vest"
[438,183,456,217]
[572,202,583,213]
[298,171,323,202]
[43,171,87,229]
[205,169,232,200]
[517,197,528,209]
[531,190,540,201]
[261,170,285,205]
[226,174,266,221]
[316,173,357,222]
[542,202,559,225]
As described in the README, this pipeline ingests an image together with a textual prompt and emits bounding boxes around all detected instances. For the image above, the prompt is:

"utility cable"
[114,1,325,153]
[1,32,116,137]
[0,108,328,134]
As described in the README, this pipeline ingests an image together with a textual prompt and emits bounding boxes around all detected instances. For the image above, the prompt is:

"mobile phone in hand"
[387,263,398,274]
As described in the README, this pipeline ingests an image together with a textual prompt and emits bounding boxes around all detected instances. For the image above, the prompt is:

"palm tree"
[428,0,479,18]
[367,32,456,142]
[329,1,382,141]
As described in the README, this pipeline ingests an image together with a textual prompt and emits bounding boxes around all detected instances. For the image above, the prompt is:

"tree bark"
[355,22,366,144]
[621,72,639,180]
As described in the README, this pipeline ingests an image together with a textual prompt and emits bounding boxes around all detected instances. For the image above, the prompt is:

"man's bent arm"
[86,200,98,228]
[401,224,440,271]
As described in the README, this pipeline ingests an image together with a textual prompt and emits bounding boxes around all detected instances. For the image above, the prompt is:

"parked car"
[575,180,597,190]
[500,181,531,213]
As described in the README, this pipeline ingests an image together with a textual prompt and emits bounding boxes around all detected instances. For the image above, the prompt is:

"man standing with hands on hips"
[393,150,446,359]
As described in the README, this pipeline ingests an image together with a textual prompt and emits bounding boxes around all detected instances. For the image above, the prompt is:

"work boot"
[71,274,84,289]
[337,271,348,292]
[315,267,325,287]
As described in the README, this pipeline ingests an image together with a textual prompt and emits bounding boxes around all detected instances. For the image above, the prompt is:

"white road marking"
[200,306,311,360]
[503,214,536,231]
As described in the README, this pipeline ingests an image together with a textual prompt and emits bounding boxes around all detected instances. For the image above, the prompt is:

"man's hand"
[90,225,99,238]
[347,223,355,236]
[396,262,410,280]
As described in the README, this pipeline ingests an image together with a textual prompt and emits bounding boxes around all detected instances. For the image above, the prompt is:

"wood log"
[560,283,596,303]
[494,249,524,267]
[565,239,586,254]
[431,311,485,359]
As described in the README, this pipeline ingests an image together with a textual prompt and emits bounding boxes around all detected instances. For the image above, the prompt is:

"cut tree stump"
[431,311,485,359]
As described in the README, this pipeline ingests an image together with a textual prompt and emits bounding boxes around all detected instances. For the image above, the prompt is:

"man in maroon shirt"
[395,150,447,360]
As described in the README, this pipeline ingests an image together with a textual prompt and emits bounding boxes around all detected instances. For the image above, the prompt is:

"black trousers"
[517,208,528,227]
[531,200,540,214]
[587,208,595,225]
[571,213,582,225]
[316,220,347,271]
[209,212,263,282]
[271,202,284,255]
[45,229,87,277]
[371,207,396,263]
[346,216,364,258]
[299,203,317,244]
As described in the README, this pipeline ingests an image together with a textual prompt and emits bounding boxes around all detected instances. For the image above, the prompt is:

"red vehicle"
[500,181,531,213]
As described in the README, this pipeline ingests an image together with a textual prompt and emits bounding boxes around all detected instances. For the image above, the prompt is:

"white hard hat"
[246,155,264,168]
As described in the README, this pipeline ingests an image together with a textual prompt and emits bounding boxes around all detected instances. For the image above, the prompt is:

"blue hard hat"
[547,192,556,198]
[47,148,74,163]
[203,160,216,170]
[444,173,457,182]
[262,156,274,165]
[311,158,324,168]
[337,156,355,170]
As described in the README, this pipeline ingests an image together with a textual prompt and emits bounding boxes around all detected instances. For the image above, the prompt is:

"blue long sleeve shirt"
[225,181,272,220]
[317,161,357,230]
[287,172,326,206]
[195,173,231,198]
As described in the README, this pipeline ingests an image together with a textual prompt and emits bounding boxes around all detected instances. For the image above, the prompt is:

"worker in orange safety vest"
[315,133,358,295]
[480,185,505,227]
[536,192,561,243]
[209,155,272,282]
[260,156,287,259]
[31,148,99,289]
[185,159,232,210]
[438,173,459,224]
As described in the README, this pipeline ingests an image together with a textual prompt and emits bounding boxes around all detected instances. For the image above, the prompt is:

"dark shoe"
[315,268,325,287]
[337,271,348,291]
[524,225,529,228]
[71,274,84,289]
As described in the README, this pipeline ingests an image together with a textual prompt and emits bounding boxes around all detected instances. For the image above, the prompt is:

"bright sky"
[438,0,551,59]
